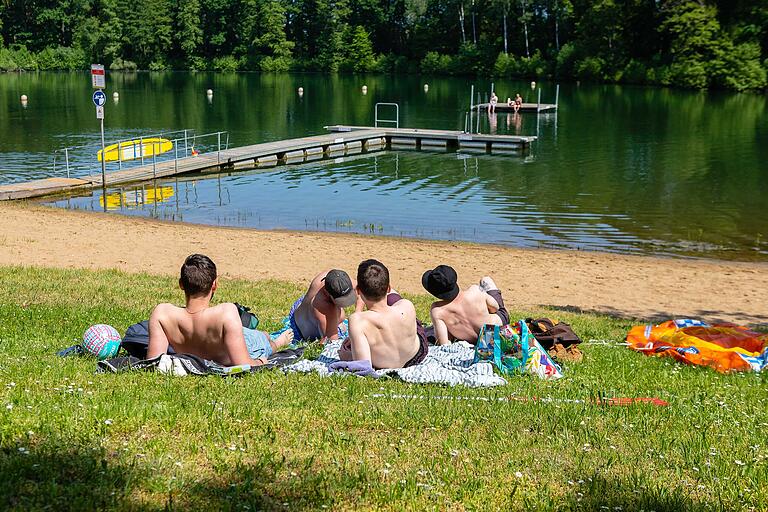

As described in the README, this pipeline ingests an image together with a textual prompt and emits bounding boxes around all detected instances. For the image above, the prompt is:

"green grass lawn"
[0,266,766,511]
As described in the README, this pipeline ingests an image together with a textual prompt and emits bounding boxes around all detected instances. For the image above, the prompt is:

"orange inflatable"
[626,319,768,373]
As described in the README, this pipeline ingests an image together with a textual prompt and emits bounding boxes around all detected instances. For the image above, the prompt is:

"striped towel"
[285,340,506,388]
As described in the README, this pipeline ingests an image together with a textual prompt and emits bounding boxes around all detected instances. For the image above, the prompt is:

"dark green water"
[1,72,767,260]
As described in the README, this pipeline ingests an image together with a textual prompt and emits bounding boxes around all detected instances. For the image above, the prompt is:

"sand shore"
[1,202,766,327]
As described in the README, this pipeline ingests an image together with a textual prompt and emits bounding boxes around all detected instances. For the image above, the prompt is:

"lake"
[1,72,766,260]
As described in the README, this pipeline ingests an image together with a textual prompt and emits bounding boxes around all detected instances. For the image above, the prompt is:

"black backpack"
[525,318,582,350]
[120,303,260,358]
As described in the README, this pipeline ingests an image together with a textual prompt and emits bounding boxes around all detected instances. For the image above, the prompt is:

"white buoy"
[20,94,28,102]
[113,92,119,99]
[362,85,368,95]
[298,86,304,97]
[206,89,213,95]
[423,84,429,92]
[530,81,536,90]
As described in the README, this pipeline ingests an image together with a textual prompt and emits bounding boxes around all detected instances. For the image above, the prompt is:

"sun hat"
[82,324,122,360]
[323,269,357,307]
[422,265,460,301]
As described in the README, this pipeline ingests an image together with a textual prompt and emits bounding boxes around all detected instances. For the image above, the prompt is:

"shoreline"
[2,202,767,326]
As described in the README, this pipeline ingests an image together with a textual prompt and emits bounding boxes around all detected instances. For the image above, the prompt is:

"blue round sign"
[92,90,106,107]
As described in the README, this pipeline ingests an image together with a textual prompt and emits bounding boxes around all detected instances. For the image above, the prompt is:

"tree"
[252,0,294,71]
[343,25,375,71]
[173,0,203,66]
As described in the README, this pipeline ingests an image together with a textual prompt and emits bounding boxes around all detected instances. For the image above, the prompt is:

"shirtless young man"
[422,264,510,346]
[338,259,428,370]
[147,254,293,366]
[287,269,356,342]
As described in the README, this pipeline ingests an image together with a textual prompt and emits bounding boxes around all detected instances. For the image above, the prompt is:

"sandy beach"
[1,202,766,326]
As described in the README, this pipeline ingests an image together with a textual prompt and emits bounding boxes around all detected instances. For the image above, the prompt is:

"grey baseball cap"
[323,269,356,307]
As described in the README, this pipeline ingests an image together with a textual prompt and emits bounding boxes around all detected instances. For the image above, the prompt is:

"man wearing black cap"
[287,269,357,342]
[422,265,510,345]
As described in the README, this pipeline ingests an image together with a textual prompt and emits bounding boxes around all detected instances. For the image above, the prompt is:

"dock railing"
[52,130,229,180]
[374,103,399,129]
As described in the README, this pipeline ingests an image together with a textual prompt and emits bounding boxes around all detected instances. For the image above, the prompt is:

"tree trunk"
[459,3,466,44]
[471,0,477,44]
[503,10,508,54]
[521,0,530,58]
[554,0,560,51]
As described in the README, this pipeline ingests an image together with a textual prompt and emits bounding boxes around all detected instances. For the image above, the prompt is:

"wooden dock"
[0,127,536,201]
[476,102,557,113]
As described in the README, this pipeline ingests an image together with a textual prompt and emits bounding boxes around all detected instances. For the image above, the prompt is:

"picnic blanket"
[627,319,768,373]
[97,348,305,376]
[285,340,507,388]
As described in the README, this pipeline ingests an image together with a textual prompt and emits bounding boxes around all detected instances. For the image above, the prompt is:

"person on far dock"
[513,93,523,113]
[489,91,498,113]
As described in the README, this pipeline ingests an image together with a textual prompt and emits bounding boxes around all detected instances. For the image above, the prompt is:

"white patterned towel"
[285,340,507,388]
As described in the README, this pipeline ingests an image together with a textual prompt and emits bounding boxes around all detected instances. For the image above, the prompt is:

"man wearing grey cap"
[287,269,357,343]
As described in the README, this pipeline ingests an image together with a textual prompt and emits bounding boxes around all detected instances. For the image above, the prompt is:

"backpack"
[235,303,259,330]
[525,318,582,350]
[120,303,260,358]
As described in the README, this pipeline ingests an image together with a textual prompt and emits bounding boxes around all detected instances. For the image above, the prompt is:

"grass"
[0,265,767,511]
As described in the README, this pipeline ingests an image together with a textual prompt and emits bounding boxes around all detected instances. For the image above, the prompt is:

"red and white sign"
[91,64,105,89]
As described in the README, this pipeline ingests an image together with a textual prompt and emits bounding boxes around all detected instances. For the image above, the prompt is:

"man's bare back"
[147,254,293,366]
[430,285,502,344]
[148,303,256,365]
[346,296,420,369]
[422,265,509,346]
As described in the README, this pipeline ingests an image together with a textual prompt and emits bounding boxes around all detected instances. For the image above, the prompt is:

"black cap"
[422,265,460,301]
[323,269,356,307]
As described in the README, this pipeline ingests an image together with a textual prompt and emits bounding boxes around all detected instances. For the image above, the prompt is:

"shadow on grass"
[544,304,768,331]
[0,441,338,511]
[558,474,720,512]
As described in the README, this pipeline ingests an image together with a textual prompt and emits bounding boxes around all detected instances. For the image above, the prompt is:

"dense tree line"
[0,0,766,90]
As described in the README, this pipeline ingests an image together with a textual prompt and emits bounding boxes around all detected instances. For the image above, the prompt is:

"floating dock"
[475,102,557,113]
[0,127,536,201]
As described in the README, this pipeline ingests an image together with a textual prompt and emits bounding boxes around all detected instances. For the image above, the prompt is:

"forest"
[0,0,766,90]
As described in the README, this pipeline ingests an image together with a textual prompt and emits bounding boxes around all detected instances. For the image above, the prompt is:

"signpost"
[91,64,105,89]
[91,66,107,208]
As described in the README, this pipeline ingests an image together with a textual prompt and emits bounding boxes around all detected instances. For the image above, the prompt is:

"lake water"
[1,72,767,260]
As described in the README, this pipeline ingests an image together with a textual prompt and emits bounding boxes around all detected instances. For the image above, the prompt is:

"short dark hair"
[357,259,389,301]
[180,254,217,296]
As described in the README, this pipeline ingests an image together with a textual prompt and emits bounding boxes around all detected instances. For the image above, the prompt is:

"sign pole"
[100,116,107,206]
[91,64,107,210]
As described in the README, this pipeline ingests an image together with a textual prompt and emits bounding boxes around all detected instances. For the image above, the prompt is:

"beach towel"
[285,340,507,388]
[626,319,768,373]
[97,348,305,376]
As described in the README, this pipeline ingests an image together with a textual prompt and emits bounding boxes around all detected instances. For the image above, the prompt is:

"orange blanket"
[626,320,768,373]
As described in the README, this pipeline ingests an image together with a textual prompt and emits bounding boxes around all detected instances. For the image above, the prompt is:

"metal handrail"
[53,129,194,155]
[375,103,399,128]
[51,130,228,179]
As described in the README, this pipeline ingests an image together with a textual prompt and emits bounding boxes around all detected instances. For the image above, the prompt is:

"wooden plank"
[0,177,92,201]
[326,125,536,145]
[0,126,526,202]
[477,102,557,113]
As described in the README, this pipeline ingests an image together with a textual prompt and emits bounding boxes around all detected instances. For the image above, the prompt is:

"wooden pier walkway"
[0,127,536,201]
[475,102,557,113]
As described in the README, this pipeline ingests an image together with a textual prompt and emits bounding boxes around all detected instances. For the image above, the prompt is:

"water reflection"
[4,72,768,260]
[45,150,768,260]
